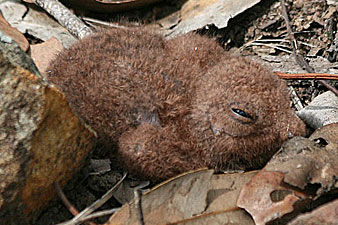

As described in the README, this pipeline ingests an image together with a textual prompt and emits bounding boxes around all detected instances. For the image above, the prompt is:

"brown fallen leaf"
[30,37,64,74]
[0,12,29,51]
[206,171,257,213]
[237,123,338,225]
[107,170,257,225]
[171,172,257,225]
[237,170,308,225]
[107,169,214,225]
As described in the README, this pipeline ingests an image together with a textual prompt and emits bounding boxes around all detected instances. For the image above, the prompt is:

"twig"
[54,182,80,216]
[35,0,93,39]
[280,0,338,96]
[280,0,298,51]
[134,189,145,225]
[54,182,96,225]
[275,71,338,80]
[57,172,127,225]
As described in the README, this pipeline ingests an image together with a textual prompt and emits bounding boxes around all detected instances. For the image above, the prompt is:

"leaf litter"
[0,0,337,224]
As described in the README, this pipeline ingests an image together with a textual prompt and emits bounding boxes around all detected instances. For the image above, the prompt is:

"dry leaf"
[0,12,29,51]
[107,170,259,225]
[237,123,338,225]
[30,37,64,74]
[266,123,338,193]
[237,171,304,225]
[206,171,257,213]
[108,169,214,225]
[160,0,261,38]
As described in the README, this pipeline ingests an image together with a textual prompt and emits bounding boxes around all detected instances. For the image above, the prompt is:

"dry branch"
[35,0,93,39]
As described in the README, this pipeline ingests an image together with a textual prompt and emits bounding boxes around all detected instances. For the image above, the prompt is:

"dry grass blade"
[249,42,292,53]
[69,208,121,224]
[57,172,127,225]
[288,87,303,111]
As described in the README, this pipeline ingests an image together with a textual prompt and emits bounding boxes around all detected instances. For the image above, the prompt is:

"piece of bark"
[0,33,95,224]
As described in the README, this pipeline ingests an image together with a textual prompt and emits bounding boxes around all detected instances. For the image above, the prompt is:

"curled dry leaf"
[0,12,29,51]
[107,169,257,225]
[237,123,338,225]
[236,170,306,225]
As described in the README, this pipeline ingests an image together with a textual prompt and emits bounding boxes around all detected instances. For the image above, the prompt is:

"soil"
[33,0,338,224]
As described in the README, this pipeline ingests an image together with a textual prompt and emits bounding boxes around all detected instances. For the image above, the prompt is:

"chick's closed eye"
[229,102,257,124]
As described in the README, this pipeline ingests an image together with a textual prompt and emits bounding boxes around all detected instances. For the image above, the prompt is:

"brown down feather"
[46,28,306,181]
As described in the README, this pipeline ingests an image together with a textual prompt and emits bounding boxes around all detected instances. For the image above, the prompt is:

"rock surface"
[0,34,95,224]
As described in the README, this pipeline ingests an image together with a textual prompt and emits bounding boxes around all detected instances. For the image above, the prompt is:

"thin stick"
[54,182,79,216]
[280,0,338,96]
[54,182,96,225]
[275,72,338,80]
[35,0,93,39]
[280,0,298,51]
[57,172,127,225]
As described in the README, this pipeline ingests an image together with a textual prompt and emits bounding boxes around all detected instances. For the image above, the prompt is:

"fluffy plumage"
[47,28,306,181]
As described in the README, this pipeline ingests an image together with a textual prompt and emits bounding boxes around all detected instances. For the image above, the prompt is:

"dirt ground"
[34,0,337,224]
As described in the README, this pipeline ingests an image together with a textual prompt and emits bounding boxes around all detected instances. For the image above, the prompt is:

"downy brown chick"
[47,28,306,181]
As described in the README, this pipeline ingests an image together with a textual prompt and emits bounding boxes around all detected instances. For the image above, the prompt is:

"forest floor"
[12,0,336,224]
